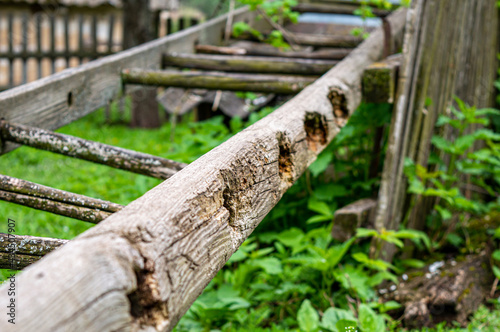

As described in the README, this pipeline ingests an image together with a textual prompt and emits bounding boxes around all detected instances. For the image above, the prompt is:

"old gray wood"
[0,7,260,155]
[0,8,406,332]
[1,121,186,180]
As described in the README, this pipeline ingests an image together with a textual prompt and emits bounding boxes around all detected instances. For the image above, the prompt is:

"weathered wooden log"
[196,43,352,60]
[0,190,112,224]
[0,8,407,332]
[0,174,122,213]
[332,198,377,241]
[122,69,317,94]
[362,54,400,104]
[162,53,339,75]
[0,233,68,270]
[234,32,363,48]
[293,2,392,17]
[0,121,186,180]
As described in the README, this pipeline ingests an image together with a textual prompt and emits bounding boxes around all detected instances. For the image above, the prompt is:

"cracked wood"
[0,7,407,332]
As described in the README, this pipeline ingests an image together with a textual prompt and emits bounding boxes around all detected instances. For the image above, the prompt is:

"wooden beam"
[331,198,377,241]
[293,2,392,17]
[0,121,186,180]
[196,42,352,60]
[0,7,260,156]
[0,233,68,270]
[0,174,123,223]
[122,69,317,94]
[0,174,122,213]
[362,54,401,104]
[0,8,407,332]
[234,32,363,48]
[162,53,339,75]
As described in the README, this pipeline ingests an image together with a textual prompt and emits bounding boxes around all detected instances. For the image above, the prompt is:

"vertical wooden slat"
[78,14,84,64]
[8,12,14,88]
[179,16,185,31]
[107,14,115,53]
[21,13,28,84]
[166,17,173,35]
[36,13,42,79]
[50,13,56,74]
[91,14,98,59]
[64,11,70,68]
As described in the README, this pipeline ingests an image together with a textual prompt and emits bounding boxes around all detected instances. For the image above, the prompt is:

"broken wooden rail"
[162,53,339,75]
[0,174,123,223]
[0,6,407,332]
[0,233,68,270]
[0,121,186,180]
[122,69,317,94]
[195,43,352,60]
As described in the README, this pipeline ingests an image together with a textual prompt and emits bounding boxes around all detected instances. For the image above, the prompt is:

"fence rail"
[0,4,407,331]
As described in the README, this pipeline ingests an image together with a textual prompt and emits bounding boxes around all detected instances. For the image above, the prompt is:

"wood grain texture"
[0,233,68,270]
[0,6,259,155]
[0,174,123,213]
[162,53,339,75]
[122,69,317,94]
[0,8,407,332]
[1,121,186,179]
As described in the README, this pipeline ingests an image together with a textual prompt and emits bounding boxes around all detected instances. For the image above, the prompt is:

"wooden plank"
[122,69,317,94]
[0,174,123,213]
[0,7,260,156]
[162,53,338,75]
[331,198,377,241]
[362,54,401,104]
[0,8,407,332]
[0,233,68,270]
[0,121,186,180]
[196,42,352,60]
[235,31,363,48]
[293,2,392,17]
[50,13,56,74]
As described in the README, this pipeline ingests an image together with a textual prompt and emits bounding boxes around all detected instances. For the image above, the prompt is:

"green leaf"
[355,228,379,239]
[336,319,358,332]
[308,198,333,217]
[321,308,356,332]
[379,301,402,313]
[309,151,333,177]
[435,205,452,220]
[252,257,283,275]
[306,214,332,224]
[277,228,305,248]
[493,265,500,280]
[359,303,385,332]
[297,299,320,332]
[492,250,500,261]
[400,259,426,269]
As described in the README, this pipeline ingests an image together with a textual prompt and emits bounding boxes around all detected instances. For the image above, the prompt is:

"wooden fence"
[0,2,201,91]
[0,0,497,329]
[0,2,409,329]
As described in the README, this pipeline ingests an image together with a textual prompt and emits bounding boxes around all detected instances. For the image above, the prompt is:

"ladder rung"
[0,121,187,180]
[0,233,68,270]
[122,69,317,94]
[0,174,123,223]
[162,53,338,75]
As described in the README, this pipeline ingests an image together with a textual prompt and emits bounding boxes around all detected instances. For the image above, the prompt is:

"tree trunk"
[122,0,161,128]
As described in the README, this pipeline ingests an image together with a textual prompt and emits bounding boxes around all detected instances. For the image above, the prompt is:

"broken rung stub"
[362,54,401,104]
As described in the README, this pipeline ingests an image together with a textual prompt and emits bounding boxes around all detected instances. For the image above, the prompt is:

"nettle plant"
[404,97,500,249]
[233,0,299,49]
